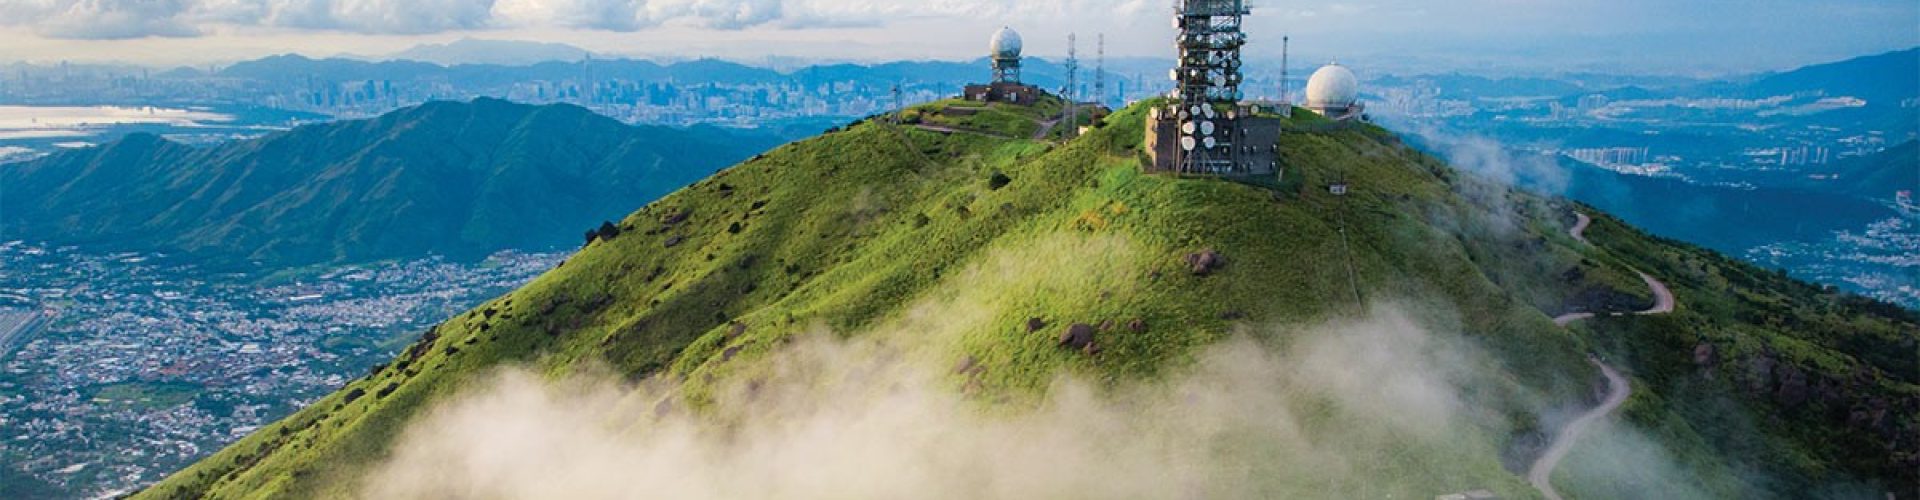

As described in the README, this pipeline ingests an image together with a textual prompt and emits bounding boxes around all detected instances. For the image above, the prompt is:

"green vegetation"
[1555,210,1919,496]
[138,99,1916,499]
[92,382,201,410]
[0,98,788,269]
[899,97,1065,139]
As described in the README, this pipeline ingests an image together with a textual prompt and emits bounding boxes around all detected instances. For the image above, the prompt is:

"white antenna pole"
[1281,35,1290,105]
[1065,33,1078,139]
[1095,33,1106,108]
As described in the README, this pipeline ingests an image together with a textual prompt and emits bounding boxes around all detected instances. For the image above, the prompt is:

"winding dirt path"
[1530,211,1677,500]
[1635,271,1676,315]
[1032,117,1061,140]
[1528,359,1630,500]
[912,123,1013,139]
[1569,212,1592,245]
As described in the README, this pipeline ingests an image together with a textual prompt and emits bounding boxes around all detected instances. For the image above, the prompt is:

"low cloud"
[1549,419,1719,499]
[367,306,1534,498]
[1379,117,1573,235]
[361,228,1722,498]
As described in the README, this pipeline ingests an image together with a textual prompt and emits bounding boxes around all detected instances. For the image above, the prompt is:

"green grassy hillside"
[139,100,1917,499]
[1556,210,1919,497]
[0,98,786,268]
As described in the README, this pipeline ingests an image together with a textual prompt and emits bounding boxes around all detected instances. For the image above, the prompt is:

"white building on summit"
[966,27,1041,105]
[1304,62,1364,120]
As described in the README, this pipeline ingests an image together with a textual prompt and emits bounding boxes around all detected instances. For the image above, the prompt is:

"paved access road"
[1530,212,1677,500]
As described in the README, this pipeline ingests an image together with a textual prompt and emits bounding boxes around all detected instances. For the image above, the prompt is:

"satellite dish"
[1203,106,1217,119]
[1180,136,1197,151]
[1168,69,1180,82]
[1181,121,1197,134]
[1190,105,1204,116]
[1200,121,1216,135]
[1203,136,1218,149]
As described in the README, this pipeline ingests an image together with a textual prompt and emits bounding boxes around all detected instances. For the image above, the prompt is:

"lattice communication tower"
[1169,0,1250,173]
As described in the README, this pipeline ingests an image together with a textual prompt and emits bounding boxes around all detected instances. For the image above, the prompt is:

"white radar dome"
[990,27,1023,59]
[1305,63,1359,109]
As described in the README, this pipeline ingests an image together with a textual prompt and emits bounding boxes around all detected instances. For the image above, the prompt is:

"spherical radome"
[990,27,1023,59]
[1305,63,1359,108]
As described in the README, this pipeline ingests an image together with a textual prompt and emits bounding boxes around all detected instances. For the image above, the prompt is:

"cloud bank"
[361,302,1721,498]
[366,309,1488,498]
[0,0,1156,39]
[357,226,1732,498]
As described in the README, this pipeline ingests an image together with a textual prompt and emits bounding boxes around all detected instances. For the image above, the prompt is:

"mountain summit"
[1,98,783,267]
[141,98,1916,499]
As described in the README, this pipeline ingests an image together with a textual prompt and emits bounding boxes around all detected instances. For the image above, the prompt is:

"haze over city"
[1,0,1915,74]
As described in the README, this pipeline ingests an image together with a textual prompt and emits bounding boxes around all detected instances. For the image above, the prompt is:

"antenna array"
[1169,0,1250,173]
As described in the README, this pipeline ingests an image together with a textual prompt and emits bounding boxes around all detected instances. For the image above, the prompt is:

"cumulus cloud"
[0,0,498,37]
[263,0,498,34]
[492,0,652,31]
[0,0,1169,38]
[34,0,202,40]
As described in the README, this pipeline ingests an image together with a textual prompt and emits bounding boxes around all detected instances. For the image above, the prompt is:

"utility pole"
[1281,36,1290,105]
[1064,33,1078,139]
[891,83,903,125]
[1094,33,1106,108]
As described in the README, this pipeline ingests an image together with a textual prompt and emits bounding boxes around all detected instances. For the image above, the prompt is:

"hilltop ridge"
[141,99,1917,499]
[1,98,787,268]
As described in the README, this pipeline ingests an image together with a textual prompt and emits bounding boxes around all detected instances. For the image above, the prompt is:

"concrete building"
[1145,103,1281,176]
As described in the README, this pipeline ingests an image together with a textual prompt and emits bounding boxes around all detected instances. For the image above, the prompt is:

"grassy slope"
[140,100,1916,499]
[1556,210,1920,497]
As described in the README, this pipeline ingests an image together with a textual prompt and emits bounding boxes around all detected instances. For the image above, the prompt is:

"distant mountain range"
[0,98,787,267]
[381,39,596,67]
[1369,48,1918,118]
[1738,48,1920,104]
[1793,140,1919,203]
[214,53,1107,92]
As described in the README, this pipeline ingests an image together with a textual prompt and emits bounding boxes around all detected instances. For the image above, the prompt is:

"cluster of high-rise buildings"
[1566,147,1652,166]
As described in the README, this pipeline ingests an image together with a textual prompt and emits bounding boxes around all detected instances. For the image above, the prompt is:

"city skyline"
[0,0,1914,75]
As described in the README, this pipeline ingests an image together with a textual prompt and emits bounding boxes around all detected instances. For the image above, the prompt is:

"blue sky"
[0,0,1913,74]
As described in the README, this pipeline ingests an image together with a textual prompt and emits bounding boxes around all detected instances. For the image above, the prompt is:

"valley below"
[0,243,564,497]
